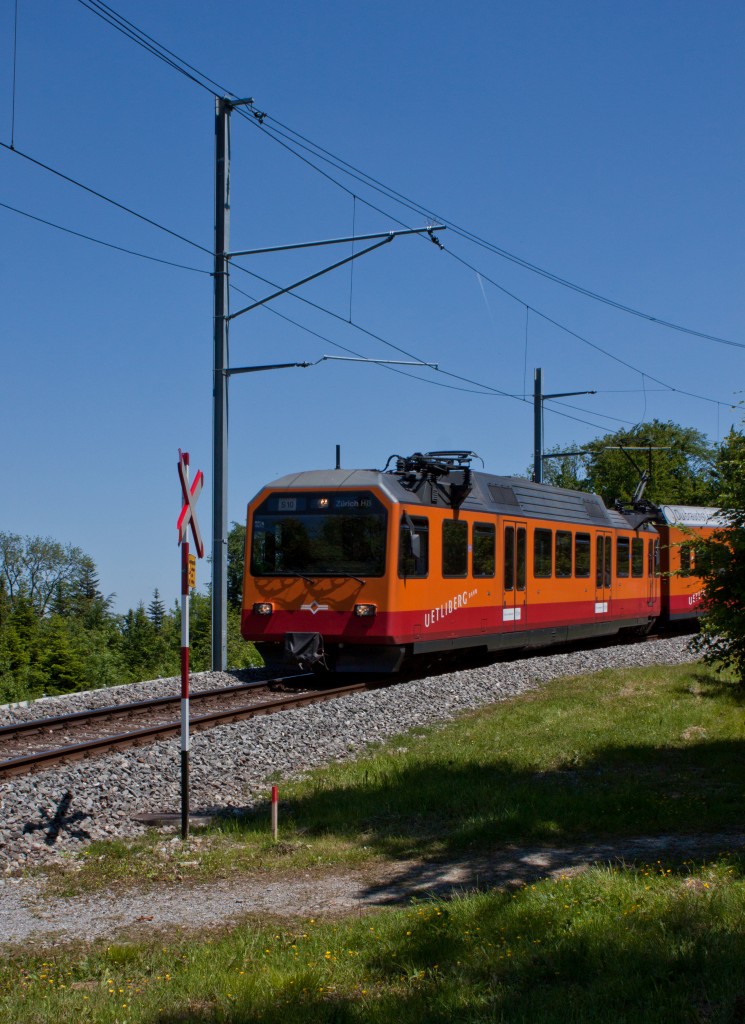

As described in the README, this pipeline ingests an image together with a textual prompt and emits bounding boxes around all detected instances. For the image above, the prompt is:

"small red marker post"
[271,785,279,842]
[176,450,205,840]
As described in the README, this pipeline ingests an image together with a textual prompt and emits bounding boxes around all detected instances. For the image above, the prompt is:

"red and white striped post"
[176,450,204,841]
[180,508,191,841]
[271,784,279,841]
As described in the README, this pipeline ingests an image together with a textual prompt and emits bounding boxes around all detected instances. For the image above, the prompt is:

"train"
[240,451,726,673]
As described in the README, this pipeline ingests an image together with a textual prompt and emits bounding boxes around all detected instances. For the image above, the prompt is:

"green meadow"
[3,660,744,1022]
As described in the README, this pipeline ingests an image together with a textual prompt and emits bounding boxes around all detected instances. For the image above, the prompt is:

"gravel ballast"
[0,637,698,875]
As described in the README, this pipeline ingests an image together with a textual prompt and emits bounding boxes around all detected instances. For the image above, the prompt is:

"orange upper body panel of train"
[241,452,715,673]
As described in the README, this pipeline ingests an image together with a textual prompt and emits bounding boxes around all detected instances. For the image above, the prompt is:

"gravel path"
[4,830,743,949]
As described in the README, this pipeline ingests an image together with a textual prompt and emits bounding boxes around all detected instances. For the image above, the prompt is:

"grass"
[4,858,745,1022]
[5,659,745,1021]
[48,659,745,895]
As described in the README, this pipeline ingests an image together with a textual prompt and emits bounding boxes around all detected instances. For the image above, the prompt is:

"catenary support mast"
[212,96,232,671]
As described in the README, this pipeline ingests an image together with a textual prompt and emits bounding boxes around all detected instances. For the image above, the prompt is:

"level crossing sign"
[177,449,205,557]
[175,448,204,840]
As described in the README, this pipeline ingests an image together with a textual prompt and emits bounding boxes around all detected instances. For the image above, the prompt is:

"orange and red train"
[241,451,723,673]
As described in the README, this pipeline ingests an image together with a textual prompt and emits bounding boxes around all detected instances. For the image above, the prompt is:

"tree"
[690,426,745,684]
[147,589,166,631]
[67,557,112,628]
[227,521,246,609]
[33,616,87,694]
[529,422,716,505]
[537,443,589,491]
[582,420,716,507]
[0,533,95,617]
[120,603,158,679]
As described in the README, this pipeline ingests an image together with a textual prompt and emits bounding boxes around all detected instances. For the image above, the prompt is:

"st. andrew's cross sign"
[177,450,205,557]
[176,449,204,839]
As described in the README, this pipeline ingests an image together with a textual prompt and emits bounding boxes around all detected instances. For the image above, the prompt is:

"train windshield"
[251,491,387,578]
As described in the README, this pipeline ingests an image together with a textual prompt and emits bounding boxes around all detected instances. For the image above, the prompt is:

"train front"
[241,471,403,672]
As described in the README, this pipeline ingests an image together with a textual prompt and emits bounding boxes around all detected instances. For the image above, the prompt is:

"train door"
[595,531,612,616]
[647,535,660,608]
[502,521,528,630]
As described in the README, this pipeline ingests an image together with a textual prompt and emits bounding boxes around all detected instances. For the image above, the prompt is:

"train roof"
[260,466,641,530]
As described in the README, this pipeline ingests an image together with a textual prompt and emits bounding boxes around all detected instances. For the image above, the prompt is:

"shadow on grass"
[209,737,745,878]
[155,882,745,1023]
[679,670,745,703]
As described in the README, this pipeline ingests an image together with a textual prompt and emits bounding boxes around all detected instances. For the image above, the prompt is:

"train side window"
[679,543,691,577]
[596,535,611,587]
[653,538,660,577]
[398,516,429,578]
[534,528,553,578]
[504,526,515,591]
[556,531,572,578]
[631,538,644,578]
[575,533,591,578]
[442,520,468,577]
[473,522,496,578]
[516,527,527,590]
[616,537,630,578]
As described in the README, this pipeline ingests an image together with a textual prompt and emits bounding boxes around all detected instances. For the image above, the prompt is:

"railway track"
[0,626,690,782]
[0,675,385,780]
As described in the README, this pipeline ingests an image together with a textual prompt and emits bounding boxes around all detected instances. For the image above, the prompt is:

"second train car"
[240,451,700,673]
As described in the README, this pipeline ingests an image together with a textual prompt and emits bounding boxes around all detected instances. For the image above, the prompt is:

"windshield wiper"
[276,571,319,585]
[324,572,366,584]
[260,570,366,585]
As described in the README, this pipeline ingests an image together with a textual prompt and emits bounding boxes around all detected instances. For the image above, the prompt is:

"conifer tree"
[147,589,166,631]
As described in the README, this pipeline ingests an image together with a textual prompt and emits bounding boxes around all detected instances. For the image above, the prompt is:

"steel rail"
[0,679,381,780]
[0,675,312,743]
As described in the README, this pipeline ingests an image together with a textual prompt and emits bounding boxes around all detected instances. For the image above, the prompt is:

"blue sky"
[1,0,743,612]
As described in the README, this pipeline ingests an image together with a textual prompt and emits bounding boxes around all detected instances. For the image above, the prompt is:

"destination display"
[658,505,730,529]
[261,492,381,515]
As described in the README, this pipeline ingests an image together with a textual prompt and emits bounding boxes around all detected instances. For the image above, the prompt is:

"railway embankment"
[0,636,699,876]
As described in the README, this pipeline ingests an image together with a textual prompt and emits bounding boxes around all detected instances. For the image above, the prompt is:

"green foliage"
[0,529,262,704]
[227,520,246,608]
[8,861,745,1024]
[691,426,745,684]
[536,421,716,506]
[146,588,166,630]
[0,532,94,616]
[7,662,745,1024]
[538,444,590,490]
[583,420,716,506]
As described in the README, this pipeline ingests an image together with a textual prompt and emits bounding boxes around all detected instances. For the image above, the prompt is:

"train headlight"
[253,602,273,616]
[354,603,377,617]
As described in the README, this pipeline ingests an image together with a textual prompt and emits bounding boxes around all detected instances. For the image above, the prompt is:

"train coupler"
[284,632,327,670]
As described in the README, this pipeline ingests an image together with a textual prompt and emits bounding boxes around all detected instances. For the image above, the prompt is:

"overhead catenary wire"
[228,280,625,435]
[75,0,230,98]
[2,136,522,410]
[444,246,737,409]
[237,115,741,406]
[246,114,743,351]
[228,244,735,413]
[73,0,742,355]
[3,134,735,424]
[0,141,213,257]
[9,8,738,429]
[0,200,210,273]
